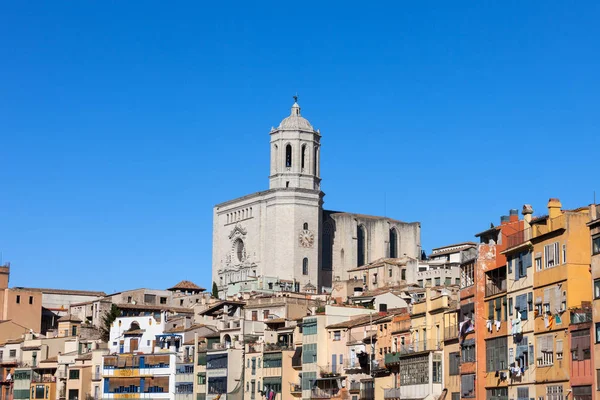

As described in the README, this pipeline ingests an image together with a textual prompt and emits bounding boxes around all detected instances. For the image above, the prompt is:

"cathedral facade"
[212,100,421,297]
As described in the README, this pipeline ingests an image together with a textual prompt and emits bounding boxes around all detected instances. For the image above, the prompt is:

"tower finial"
[293,93,298,103]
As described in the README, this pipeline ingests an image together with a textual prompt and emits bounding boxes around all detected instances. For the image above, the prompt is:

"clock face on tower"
[299,230,315,248]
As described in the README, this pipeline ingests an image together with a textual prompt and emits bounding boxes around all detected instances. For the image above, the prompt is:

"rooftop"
[167,280,206,292]
[116,303,194,314]
[12,287,106,297]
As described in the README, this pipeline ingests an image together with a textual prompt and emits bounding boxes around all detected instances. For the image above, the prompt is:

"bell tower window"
[286,145,292,168]
[357,225,366,267]
[389,228,398,258]
[302,258,309,275]
[301,145,306,171]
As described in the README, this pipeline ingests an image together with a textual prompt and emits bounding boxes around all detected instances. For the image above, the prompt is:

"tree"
[212,282,219,299]
[100,304,120,342]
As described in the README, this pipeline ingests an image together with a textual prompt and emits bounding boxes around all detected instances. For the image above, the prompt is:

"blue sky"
[1,2,599,293]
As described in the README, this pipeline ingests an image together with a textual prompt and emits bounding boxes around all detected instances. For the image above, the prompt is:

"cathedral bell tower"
[269,98,321,190]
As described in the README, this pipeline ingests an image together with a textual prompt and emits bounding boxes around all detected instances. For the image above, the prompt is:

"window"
[486,337,508,372]
[418,279,423,288]
[461,374,475,398]
[593,235,600,255]
[573,386,592,400]
[487,388,508,400]
[68,389,79,400]
[9,350,16,358]
[517,387,529,400]
[399,354,429,385]
[389,268,393,278]
[160,297,167,304]
[449,352,460,375]
[263,310,269,320]
[389,228,398,258]
[455,278,460,286]
[303,318,317,335]
[461,262,475,288]
[434,277,441,286]
[432,356,442,383]
[515,294,528,320]
[29,296,33,304]
[302,258,308,275]
[252,311,257,321]
[333,331,341,341]
[144,294,156,304]
[16,295,20,304]
[357,225,366,267]
[301,145,306,170]
[207,377,227,395]
[535,257,542,271]
[451,393,460,400]
[303,222,308,230]
[508,297,513,316]
[596,323,600,343]
[537,335,554,366]
[562,244,567,264]
[544,242,560,268]
[508,256,512,273]
[302,343,317,364]
[546,385,563,400]
[69,369,80,380]
[571,330,591,360]
[72,325,77,336]
[594,280,600,299]
[461,339,476,362]
[285,144,292,168]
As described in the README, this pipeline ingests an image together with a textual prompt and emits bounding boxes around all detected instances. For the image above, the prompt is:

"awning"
[263,377,282,385]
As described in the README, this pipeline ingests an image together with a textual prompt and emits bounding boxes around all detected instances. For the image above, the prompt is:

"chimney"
[548,198,562,220]
[500,215,510,225]
[522,205,534,230]
[509,209,519,222]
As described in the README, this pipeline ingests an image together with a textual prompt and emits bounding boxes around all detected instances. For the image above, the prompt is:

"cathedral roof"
[277,102,315,132]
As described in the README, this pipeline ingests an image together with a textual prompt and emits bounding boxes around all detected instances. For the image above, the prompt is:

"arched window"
[389,228,398,258]
[302,258,309,275]
[129,321,140,332]
[357,225,366,267]
[303,222,308,230]
[301,145,306,170]
[286,144,292,168]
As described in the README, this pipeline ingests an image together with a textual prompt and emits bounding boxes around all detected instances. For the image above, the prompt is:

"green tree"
[100,304,120,342]
[212,281,219,299]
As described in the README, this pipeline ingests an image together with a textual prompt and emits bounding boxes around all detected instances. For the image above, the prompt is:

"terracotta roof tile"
[167,280,206,292]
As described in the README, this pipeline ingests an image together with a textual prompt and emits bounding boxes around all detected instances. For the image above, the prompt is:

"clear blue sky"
[1,2,599,293]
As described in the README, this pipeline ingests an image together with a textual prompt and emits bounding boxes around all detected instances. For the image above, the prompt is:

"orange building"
[459,209,523,400]
[0,264,42,334]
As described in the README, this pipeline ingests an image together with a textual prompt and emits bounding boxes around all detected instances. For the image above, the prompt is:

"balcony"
[290,384,302,394]
[31,376,56,383]
[485,266,507,297]
[444,325,458,340]
[383,388,401,399]
[318,364,343,377]
[264,343,293,352]
[485,281,507,297]
[532,214,565,238]
[360,388,375,400]
[343,360,363,371]
[571,307,593,324]
[311,388,340,399]
[349,382,360,393]
[506,228,530,249]
[92,373,101,381]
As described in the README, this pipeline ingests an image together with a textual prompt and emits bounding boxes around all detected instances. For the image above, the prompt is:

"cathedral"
[212,99,421,297]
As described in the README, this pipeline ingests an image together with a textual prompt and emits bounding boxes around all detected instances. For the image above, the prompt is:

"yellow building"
[384,286,456,400]
[531,199,591,398]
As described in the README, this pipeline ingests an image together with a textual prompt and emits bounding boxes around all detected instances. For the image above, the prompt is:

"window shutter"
[515,255,520,281]
[524,252,532,268]
[529,344,534,365]
[488,301,494,319]
[556,339,562,354]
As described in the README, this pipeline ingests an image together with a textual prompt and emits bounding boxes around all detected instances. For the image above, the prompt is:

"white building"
[212,100,421,296]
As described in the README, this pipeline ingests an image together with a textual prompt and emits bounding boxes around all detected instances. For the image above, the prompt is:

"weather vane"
[293,93,298,103]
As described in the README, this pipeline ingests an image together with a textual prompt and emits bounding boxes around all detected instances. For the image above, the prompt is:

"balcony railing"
[506,229,530,249]
[571,310,593,324]
[264,343,293,352]
[318,364,343,377]
[485,280,507,297]
[290,384,302,393]
[349,382,361,392]
[343,360,364,370]
[384,388,401,399]
[311,388,340,399]
[31,376,56,383]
